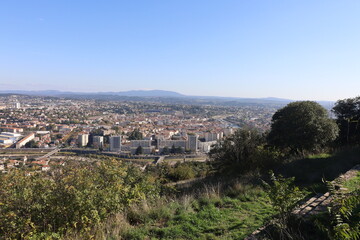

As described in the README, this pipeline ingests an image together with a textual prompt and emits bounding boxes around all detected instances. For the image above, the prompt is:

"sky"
[0,1,359,101]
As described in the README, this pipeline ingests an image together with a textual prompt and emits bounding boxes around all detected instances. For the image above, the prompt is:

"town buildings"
[93,136,104,149]
[0,94,279,154]
[110,135,121,152]
[77,134,89,147]
[187,134,199,152]
[15,133,35,149]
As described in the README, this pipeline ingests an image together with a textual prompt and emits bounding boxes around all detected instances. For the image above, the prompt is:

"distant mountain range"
[0,89,185,97]
[0,89,334,108]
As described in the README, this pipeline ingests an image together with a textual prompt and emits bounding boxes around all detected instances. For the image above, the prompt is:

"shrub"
[0,160,160,238]
[317,182,360,240]
[263,172,305,239]
[169,163,196,181]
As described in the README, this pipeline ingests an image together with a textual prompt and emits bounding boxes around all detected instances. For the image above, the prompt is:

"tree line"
[210,97,360,173]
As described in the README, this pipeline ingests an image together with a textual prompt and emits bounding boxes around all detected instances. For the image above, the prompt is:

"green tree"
[91,128,104,136]
[135,146,143,155]
[25,139,39,148]
[176,146,184,154]
[169,162,195,181]
[162,146,170,155]
[128,129,143,140]
[268,101,339,155]
[332,96,360,145]
[170,145,176,154]
[209,128,264,172]
[112,126,120,133]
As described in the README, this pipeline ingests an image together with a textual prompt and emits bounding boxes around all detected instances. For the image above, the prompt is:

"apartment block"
[110,135,121,152]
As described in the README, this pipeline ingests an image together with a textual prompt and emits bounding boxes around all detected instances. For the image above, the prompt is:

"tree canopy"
[332,96,360,145]
[161,146,170,155]
[135,146,143,155]
[209,128,265,172]
[268,101,339,154]
[25,140,38,148]
[128,128,143,140]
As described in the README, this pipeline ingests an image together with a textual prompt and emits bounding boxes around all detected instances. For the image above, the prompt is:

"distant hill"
[0,89,184,97]
[260,97,293,102]
[0,89,192,106]
[0,89,334,108]
[0,90,67,96]
[108,90,185,97]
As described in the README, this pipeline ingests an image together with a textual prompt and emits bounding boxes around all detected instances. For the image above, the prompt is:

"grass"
[84,181,275,240]
[307,153,332,159]
[277,148,360,187]
[344,171,360,192]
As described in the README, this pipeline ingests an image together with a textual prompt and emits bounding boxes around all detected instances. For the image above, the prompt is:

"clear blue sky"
[0,1,359,101]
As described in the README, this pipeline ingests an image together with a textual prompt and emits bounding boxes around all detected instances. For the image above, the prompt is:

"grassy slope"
[106,148,360,240]
[101,184,275,240]
[67,148,359,240]
[277,148,360,187]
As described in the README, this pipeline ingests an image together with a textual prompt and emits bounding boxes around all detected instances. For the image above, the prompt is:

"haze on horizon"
[1,1,359,101]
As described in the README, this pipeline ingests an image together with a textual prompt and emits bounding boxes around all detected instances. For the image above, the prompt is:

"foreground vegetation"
[0,160,159,239]
[2,147,358,239]
[1,97,360,239]
[0,161,277,239]
[91,181,274,240]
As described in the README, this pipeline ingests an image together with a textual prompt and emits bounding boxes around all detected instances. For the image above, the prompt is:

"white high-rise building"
[223,128,234,137]
[205,132,220,142]
[78,134,89,147]
[13,102,21,109]
[198,141,217,153]
[110,135,121,152]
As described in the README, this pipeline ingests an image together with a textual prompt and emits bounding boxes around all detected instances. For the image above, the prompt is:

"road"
[35,148,60,160]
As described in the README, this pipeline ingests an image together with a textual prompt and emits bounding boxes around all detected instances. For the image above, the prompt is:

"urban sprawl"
[0,94,279,172]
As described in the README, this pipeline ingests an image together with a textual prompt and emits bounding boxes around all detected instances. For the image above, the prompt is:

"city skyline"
[1,1,360,101]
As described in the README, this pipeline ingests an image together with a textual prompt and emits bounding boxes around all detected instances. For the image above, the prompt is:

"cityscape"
[1,1,360,239]
[0,93,280,173]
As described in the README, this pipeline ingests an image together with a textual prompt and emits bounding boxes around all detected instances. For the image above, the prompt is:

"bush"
[263,172,305,239]
[169,163,196,181]
[0,160,160,238]
[146,161,212,183]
